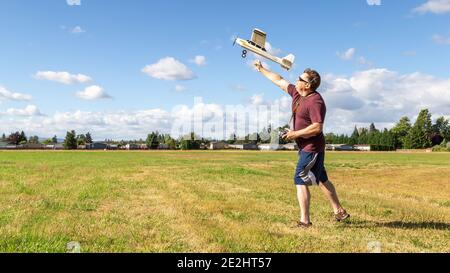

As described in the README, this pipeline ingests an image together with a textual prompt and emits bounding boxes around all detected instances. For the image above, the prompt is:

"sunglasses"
[298,77,309,83]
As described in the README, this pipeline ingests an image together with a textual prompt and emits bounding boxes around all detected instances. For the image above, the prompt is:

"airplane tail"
[281,54,295,71]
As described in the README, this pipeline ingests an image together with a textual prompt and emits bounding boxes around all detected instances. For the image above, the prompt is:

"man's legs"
[296,185,311,224]
[319,180,343,214]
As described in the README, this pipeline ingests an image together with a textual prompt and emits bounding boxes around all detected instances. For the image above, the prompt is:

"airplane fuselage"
[235,38,293,71]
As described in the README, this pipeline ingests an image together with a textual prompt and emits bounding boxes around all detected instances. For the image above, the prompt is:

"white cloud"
[367,0,381,6]
[0,86,32,101]
[433,34,450,44]
[250,94,265,105]
[142,57,196,81]
[413,0,450,14]
[0,96,291,141]
[357,57,374,67]
[71,26,86,34]
[0,108,173,140]
[75,85,112,100]
[190,55,207,66]
[4,68,450,139]
[6,105,42,116]
[174,85,186,92]
[34,71,92,85]
[337,48,356,61]
[67,0,81,6]
[321,68,450,133]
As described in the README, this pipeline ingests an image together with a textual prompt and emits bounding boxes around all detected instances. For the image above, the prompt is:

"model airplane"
[234,28,295,71]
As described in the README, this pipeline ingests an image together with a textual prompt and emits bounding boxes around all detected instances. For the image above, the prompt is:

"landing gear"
[241,50,247,58]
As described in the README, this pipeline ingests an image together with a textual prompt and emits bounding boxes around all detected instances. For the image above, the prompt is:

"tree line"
[325,109,449,150]
[2,108,448,150]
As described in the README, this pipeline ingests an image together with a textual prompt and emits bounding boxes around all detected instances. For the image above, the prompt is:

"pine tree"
[86,132,93,144]
[19,131,27,143]
[64,130,77,150]
[324,133,334,144]
[358,128,369,144]
[52,135,58,144]
[432,116,449,140]
[146,132,159,149]
[391,117,412,149]
[349,126,359,145]
[77,134,86,146]
[227,133,237,144]
[369,123,378,134]
[406,109,433,149]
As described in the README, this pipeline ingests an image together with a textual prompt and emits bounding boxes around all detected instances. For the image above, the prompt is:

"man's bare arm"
[254,60,290,93]
[285,123,323,140]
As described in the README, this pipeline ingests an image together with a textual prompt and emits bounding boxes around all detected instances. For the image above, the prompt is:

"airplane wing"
[251,29,266,50]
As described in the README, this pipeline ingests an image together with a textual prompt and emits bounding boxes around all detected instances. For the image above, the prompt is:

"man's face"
[295,73,311,92]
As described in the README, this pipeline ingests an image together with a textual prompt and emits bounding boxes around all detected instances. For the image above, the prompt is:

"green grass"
[0,150,449,253]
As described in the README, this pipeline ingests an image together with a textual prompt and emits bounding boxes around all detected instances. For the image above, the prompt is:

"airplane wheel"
[242,50,247,58]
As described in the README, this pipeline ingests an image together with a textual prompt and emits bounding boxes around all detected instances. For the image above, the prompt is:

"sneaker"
[297,221,313,229]
[334,209,350,222]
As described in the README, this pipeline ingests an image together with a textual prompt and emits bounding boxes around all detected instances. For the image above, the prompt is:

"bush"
[370,145,395,151]
[432,145,450,152]
[432,139,450,152]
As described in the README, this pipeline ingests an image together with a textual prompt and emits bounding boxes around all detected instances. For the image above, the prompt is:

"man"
[254,60,350,228]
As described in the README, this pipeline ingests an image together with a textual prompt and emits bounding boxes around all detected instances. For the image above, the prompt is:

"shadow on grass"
[344,219,450,230]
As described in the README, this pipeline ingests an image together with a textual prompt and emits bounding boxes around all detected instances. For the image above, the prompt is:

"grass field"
[0,150,449,253]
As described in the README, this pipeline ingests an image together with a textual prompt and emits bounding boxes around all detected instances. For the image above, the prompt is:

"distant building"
[139,144,148,150]
[259,144,284,151]
[45,144,64,150]
[0,141,9,150]
[326,144,354,151]
[23,143,44,150]
[228,143,259,150]
[283,143,299,151]
[335,145,354,151]
[326,144,336,151]
[158,143,169,150]
[6,145,18,150]
[209,142,226,150]
[125,143,139,150]
[109,144,119,150]
[354,145,371,151]
[87,142,108,150]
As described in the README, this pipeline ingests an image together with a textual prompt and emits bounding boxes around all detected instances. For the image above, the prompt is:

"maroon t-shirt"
[288,84,326,152]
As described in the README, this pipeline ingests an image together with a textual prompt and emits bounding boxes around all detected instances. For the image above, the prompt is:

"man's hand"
[254,60,263,72]
[283,123,324,141]
[254,59,290,93]
[283,129,299,141]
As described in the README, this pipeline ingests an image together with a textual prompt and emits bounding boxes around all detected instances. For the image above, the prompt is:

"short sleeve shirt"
[288,84,326,152]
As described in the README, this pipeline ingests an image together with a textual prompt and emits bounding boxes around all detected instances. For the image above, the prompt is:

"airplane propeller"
[232,34,238,47]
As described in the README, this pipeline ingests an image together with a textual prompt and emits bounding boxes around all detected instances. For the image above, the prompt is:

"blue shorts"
[294,150,329,186]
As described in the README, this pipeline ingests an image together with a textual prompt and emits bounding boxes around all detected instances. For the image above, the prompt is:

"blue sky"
[1,0,450,140]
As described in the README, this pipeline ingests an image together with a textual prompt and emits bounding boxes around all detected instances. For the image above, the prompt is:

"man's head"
[296,68,321,93]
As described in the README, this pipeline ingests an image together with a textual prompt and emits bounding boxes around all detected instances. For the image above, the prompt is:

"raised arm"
[254,60,290,93]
